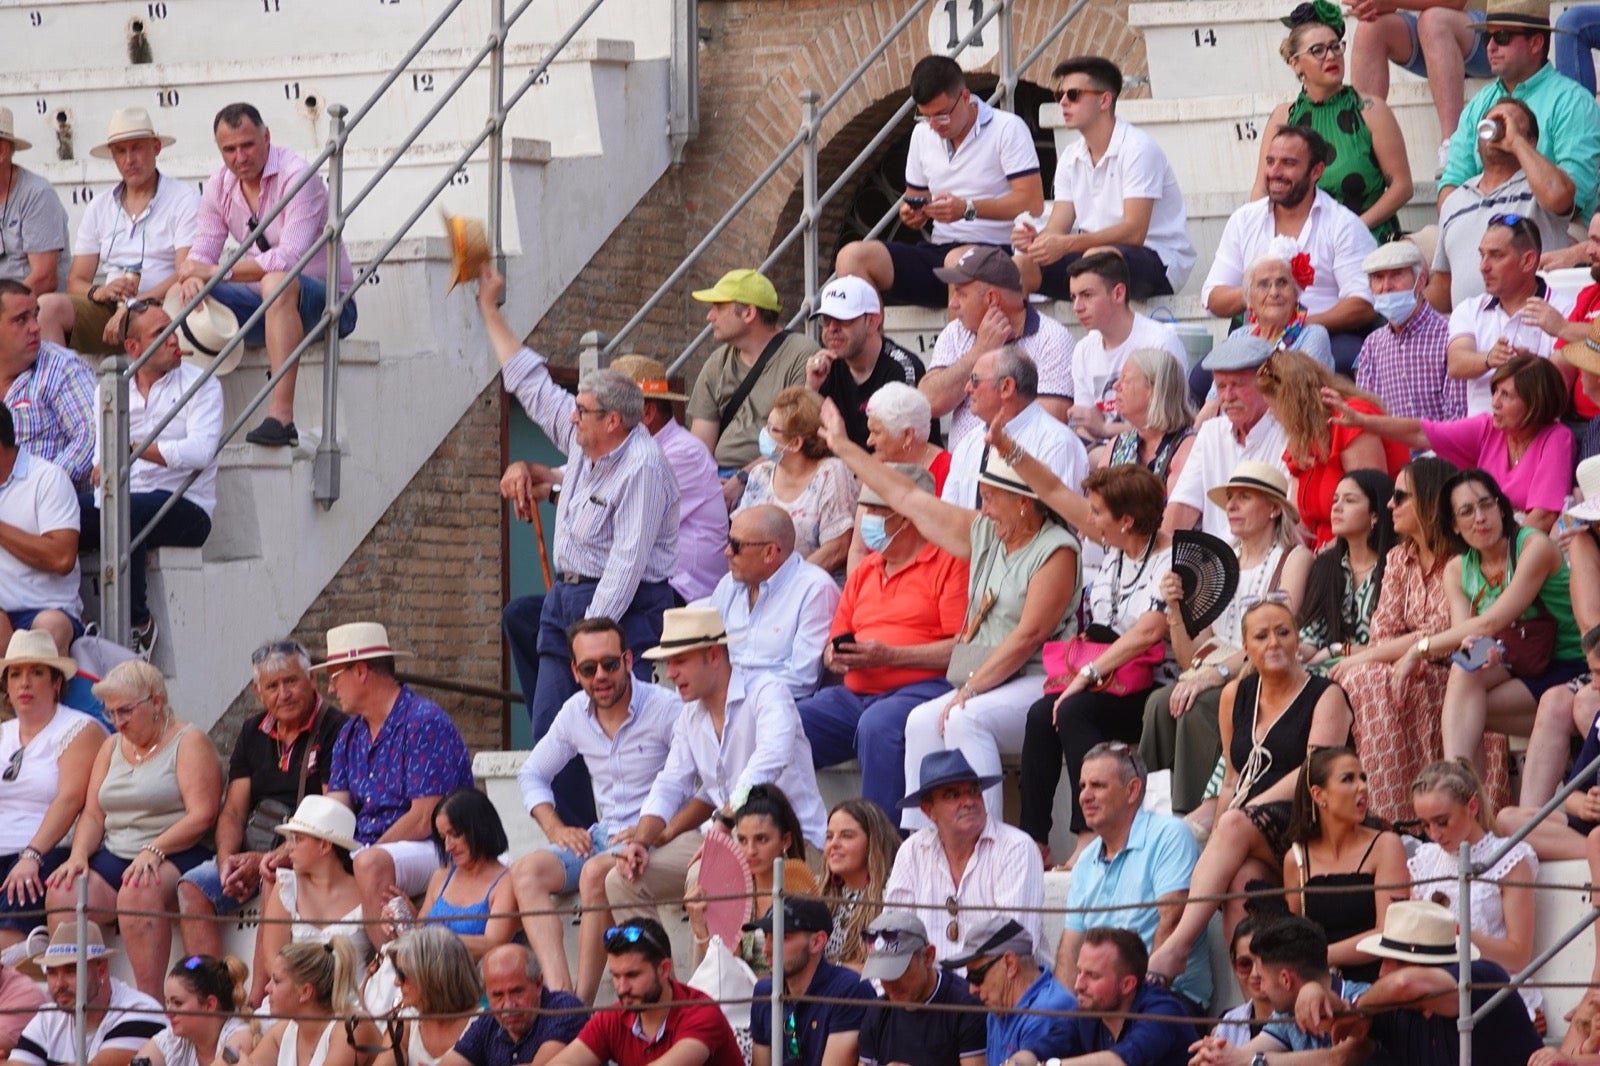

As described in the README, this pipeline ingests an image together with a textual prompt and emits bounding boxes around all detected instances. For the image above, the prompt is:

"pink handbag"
[1043,630,1165,697]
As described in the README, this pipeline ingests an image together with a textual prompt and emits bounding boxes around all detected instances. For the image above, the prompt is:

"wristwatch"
[1252,1053,1268,1066]
[1215,663,1233,681]
[963,198,978,222]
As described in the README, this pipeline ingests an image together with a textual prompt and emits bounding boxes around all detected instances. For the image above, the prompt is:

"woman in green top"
[1406,469,1586,771]
[1252,1,1413,243]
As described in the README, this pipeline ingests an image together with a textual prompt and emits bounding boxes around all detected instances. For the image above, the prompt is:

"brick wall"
[208,382,507,756]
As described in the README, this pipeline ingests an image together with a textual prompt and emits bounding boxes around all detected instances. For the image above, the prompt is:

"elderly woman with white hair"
[845,382,952,571]
[1101,347,1196,497]
[44,660,223,999]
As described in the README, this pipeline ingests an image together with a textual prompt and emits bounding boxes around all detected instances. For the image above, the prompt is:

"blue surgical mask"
[758,426,781,461]
[861,514,897,552]
[1373,288,1418,328]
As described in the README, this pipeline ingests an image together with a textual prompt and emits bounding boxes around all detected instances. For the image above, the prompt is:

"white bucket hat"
[90,107,175,159]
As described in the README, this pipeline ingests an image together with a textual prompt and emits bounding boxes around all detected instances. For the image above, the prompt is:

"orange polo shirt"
[832,539,970,694]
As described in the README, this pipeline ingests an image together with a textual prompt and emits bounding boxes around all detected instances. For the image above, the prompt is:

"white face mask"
[1372,286,1419,328]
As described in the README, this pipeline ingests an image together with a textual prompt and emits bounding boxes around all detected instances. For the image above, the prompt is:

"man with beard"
[6,924,164,1066]
[1162,334,1290,540]
[747,897,876,1066]
[1201,126,1377,374]
[549,918,744,1066]
[1430,98,1574,309]
[444,945,587,1066]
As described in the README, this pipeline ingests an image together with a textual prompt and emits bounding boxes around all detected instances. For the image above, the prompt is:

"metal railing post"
[801,90,821,317]
[1457,841,1473,1066]
[74,878,88,1066]
[771,857,785,1046]
[96,357,131,644]
[314,104,349,508]
[998,0,1015,112]
[670,0,700,160]
[488,0,507,273]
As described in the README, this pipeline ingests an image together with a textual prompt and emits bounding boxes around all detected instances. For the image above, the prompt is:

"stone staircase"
[7,0,683,732]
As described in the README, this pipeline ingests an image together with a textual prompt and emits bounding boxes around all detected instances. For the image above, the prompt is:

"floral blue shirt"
[328,686,472,844]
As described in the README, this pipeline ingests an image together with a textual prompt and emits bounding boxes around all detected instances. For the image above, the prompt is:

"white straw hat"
[90,107,175,159]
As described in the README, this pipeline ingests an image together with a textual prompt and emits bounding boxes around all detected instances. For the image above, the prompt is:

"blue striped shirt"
[503,347,679,620]
[5,341,96,488]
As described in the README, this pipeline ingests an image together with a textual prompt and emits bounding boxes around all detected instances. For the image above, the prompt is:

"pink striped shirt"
[188,145,354,292]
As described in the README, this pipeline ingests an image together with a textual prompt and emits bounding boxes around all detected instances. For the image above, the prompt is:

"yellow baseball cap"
[691,269,781,312]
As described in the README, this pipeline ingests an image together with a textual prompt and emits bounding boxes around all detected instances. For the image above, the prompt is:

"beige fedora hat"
[642,607,729,660]
[1355,900,1479,964]
[90,107,175,159]
[0,629,77,680]
[0,107,32,152]
[443,211,490,292]
[1207,460,1301,525]
[311,621,413,672]
[163,289,244,376]
[275,794,359,852]
[34,922,118,970]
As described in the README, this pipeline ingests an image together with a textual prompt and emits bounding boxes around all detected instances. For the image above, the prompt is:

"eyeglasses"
[1391,489,1412,504]
[1454,496,1501,520]
[914,94,965,126]
[105,697,151,721]
[572,404,608,420]
[575,656,624,679]
[605,923,671,956]
[780,998,800,1056]
[2,747,24,783]
[1295,39,1346,60]
[945,895,960,942]
[1232,954,1257,974]
[965,955,1002,986]
[1487,29,1531,45]
[727,537,772,554]
[1057,86,1110,103]
[251,641,307,664]
[968,373,1000,387]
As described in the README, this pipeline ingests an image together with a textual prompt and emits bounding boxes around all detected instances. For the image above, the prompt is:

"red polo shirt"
[572,981,743,1066]
[832,539,970,694]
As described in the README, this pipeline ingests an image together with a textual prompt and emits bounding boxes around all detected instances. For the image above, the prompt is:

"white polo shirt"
[0,450,81,616]
[1053,118,1198,292]
[905,98,1041,247]
[1168,411,1291,540]
[930,307,1076,454]
[1201,190,1377,318]
[72,173,200,291]
[1447,279,1575,416]
[941,401,1090,509]
[1071,312,1187,417]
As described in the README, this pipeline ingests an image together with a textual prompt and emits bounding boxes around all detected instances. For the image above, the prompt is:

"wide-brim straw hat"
[642,607,728,660]
[0,107,32,151]
[89,107,175,159]
[1565,315,1600,378]
[972,447,1039,500]
[0,629,77,680]
[163,289,244,376]
[444,212,490,292]
[1476,0,1557,32]
[34,922,118,970]
[1206,460,1300,525]
[1355,900,1480,964]
[610,353,687,402]
[275,794,360,852]
[311,621,413,671]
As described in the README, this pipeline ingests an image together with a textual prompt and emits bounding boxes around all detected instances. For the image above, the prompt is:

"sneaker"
[245,417,299,447]
[131,618,158,662]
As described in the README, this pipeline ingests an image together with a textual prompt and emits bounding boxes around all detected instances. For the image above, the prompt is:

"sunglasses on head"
[251,641,307,664]
[120,299,158,346]
[605,923,670,956]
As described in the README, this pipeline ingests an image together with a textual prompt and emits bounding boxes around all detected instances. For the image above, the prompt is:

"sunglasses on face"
[575,656,624,679]
[1486,29,1532,45]
[1057,87,1109,103]
[965,955,1002,986]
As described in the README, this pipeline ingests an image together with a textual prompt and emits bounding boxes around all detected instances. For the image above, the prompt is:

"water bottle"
[381,895,415,936]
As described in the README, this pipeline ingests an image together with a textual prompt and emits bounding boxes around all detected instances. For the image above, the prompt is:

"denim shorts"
[537,825,613,894]
[179,858,253,916]
[211,274,358,347]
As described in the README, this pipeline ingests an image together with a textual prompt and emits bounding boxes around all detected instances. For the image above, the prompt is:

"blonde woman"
[374,928,483,1066]
[250,938,375,1066]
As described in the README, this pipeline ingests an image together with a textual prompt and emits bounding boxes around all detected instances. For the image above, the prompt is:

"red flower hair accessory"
[1290,253,1315,289]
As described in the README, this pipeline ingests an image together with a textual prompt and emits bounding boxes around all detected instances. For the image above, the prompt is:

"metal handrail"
[97,0,629,641]
[658,0,1087,371]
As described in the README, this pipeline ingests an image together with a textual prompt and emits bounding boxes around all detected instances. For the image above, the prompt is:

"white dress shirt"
[95,362,223,516]
[1168,412,1291,540]
[517,680,683,840]
[654,418,729,603]
[698,552,840,699]
[883,816,1045,962]
[941,401,1089,509]
[1201,189,1377,317]
[639,665,828,847]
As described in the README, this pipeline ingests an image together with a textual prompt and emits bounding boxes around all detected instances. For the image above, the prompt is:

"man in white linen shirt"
[884,750,1045,962]
[1060,252,1186,447]
[942,345,1088,510]
[1162,334,1290,540]
[697,504,839,700]
[1447,212,1573,416]
[509,616,682,1003]
[920,247,1075,454]
[78,301,222,659]
[606,607,827,932]
[1201,126,1377,375]
[1015,56,1196,302]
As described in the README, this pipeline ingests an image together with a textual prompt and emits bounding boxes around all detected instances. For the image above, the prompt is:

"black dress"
[1293,832,1384,982]
[1229,672,1339,859]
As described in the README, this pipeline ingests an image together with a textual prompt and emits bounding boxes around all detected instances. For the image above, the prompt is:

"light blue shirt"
[517,680,683,839]
[698,552,839,699]
[1066,808,1213,1008]
[987,969,1078,1066]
